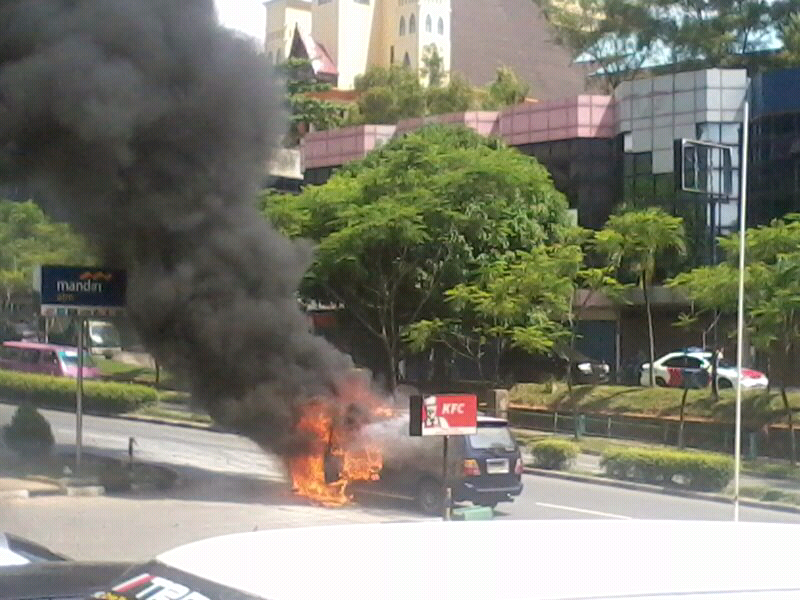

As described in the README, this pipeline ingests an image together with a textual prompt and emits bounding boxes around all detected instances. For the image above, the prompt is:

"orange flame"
[288,375,393,506]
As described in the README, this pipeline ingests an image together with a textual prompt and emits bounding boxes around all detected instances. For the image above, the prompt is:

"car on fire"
[82,521,800,600]
[640,348,769,389]
[330,413,524,514]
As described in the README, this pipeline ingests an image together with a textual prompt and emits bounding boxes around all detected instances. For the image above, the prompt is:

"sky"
[215,0,266,45]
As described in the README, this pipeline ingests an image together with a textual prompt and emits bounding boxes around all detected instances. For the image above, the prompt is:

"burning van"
[330,411,524,514]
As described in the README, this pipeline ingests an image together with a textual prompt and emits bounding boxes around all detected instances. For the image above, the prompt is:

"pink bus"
[0,341,102,379]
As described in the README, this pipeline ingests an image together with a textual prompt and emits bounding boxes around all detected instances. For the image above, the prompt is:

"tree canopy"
[263,125,570,386]
[596,207,686,386]
[0,199,91,307]
[343,65,532,125]
[533,0,800,88]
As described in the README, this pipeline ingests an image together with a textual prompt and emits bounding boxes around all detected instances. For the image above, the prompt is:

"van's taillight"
[463,459,481,476]
[514,458,524,475]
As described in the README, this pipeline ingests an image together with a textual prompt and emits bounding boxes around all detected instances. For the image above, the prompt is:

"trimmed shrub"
[601,447,734,492]
[530,438,579,470]
[0,369,157,413]
[3,402,55,457]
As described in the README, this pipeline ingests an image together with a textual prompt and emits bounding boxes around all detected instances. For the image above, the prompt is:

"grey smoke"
[0,0,354,455]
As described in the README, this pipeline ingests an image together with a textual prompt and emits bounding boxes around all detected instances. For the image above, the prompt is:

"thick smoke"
[0,0,354,455]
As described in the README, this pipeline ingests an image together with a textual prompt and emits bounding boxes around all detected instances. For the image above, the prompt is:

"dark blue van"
[345,414,524,514]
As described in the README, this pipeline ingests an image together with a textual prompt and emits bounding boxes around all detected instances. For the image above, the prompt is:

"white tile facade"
[614,68,748,175]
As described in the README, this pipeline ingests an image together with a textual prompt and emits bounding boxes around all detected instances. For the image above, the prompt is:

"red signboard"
[414,394,478,436]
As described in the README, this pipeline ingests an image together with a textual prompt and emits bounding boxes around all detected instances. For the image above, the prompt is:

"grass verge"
[509,383,800,424]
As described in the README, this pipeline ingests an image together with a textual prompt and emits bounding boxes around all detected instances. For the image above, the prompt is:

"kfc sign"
[409,394,478,436]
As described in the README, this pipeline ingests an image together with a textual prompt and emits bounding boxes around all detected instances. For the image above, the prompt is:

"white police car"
[640,348,769,389]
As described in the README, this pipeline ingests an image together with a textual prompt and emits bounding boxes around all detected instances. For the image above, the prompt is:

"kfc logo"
[412,394,477,436]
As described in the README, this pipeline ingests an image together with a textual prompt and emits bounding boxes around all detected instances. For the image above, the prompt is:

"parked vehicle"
[640,348,768,389]
[0,341,102,379]
[338,413,524,514]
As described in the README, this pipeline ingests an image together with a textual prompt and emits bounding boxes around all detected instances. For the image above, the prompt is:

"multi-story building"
[264,0,313,65]
[264,0,585,96]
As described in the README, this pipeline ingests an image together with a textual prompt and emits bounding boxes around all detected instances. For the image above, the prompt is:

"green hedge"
[0,369,157,413]
[601,447,734,492]
[530,438,579,470]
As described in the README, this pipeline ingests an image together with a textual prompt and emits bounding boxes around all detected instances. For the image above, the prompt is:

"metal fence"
[509,406,797,460]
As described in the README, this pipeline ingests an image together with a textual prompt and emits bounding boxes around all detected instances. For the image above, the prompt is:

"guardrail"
[509,405,798,461]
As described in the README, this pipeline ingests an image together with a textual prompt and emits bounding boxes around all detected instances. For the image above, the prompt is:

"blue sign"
[36,266,126,315]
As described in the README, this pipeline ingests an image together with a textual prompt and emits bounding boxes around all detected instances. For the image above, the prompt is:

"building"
[265,0,451,90]
[449,0,587,97]
[750,67,800,226]
[264,0,585,96]
[264,0,313,65]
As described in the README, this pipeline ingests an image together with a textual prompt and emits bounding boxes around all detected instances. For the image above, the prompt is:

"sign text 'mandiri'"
[36,266,127,310]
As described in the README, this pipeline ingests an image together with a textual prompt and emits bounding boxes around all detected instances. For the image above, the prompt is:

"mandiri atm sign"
[34,266,127,317]
[410,394,478,436]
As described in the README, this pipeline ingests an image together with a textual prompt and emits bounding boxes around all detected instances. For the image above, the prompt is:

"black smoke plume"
[0,0,354,455]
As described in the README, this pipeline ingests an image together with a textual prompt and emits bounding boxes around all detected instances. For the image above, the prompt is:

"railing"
[509,405,797,460]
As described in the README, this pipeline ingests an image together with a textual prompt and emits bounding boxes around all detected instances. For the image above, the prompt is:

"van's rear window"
[468,424,515,450]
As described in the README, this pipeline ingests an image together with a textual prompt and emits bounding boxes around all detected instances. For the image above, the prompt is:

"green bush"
[0,369,157,413]
[530,438,579,470]
[3,402,55,457]
[601,447,734,492]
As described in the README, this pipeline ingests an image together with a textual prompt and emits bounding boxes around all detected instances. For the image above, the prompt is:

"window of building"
[409,14,416,34]
[267,51,274,64]
[318,0,331,4]
[354,0,369,4]
[390,45,395,64]
[403,52,411,66]
[399,16,405,35]
[276,49,283,63]
[438,16,444,34]
[426,15,432,32]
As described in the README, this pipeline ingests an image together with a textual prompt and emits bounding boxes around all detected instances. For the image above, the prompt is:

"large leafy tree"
[264,126,570,387]
[0,199,91,309]
[670,215,800,462]
[534,0,800,89]
[596,208,686,387]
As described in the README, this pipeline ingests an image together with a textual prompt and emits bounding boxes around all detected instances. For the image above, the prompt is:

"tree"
[278,58,347,146]
[0,199,91,311]
[671,215,800,463]
[349,65,427,125]
[404,245,580,384]
[481,67,531,109]
[263,126,570,388]
[533,0,798,89]
[426,73,476,116]
[595,208,686,387]
[421,44,446,87]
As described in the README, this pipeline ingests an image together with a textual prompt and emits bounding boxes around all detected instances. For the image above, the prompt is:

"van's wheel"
[655,377,667,387]
[719,378,733,389]
[417,478,444,515]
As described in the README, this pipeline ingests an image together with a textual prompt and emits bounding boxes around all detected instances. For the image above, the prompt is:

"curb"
[117,413,215,431]
[523,467,800,514]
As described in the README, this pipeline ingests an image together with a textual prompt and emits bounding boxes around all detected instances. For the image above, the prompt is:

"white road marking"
[535,502,632,519]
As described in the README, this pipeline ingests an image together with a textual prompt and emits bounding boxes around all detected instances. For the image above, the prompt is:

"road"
[3,403,800,561]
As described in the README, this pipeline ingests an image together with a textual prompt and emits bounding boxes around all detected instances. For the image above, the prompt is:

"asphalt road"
[4,403,800,561]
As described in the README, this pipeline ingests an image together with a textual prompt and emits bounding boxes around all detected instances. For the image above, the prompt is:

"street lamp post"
[733,99,750,522]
